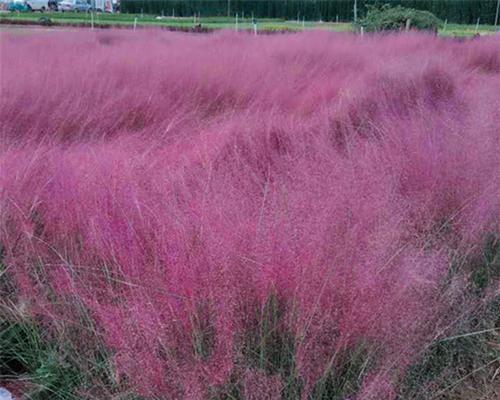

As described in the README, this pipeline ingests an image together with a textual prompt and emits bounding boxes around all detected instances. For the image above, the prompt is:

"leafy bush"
[358,4,443,32]
[1,31,499,399]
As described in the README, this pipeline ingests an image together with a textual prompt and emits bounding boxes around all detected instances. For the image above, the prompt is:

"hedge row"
[120,1,499,25]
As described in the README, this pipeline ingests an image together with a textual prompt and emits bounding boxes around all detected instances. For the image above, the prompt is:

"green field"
[0,12,353,32]
[1,12,498,36]
[440,22,498,37]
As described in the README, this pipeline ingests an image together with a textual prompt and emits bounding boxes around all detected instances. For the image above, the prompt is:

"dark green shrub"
[358,4,443,32]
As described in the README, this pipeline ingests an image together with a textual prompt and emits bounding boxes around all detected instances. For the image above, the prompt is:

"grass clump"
[0,318,81,399]
[401,297,500,399]
[401,237,499,399]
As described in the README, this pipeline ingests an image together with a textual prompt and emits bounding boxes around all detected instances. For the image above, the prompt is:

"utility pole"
[354,0,357,23]
[90,0,94,29]
[495,0,499,26]
[227,0,230,18]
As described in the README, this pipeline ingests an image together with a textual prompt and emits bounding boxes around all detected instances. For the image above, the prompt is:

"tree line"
[120,1,499,25]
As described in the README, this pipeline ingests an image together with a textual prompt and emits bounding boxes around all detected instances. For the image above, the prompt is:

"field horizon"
[1,12,498,37]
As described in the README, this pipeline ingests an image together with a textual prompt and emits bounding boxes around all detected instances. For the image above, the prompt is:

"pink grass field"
[1,30,499,399]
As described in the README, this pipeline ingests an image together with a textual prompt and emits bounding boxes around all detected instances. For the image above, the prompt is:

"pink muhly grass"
[1,30,499,399]
[244,369,282,400]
